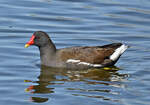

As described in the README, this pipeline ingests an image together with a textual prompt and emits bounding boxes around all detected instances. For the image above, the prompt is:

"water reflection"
[25,65,128,103]
[30,97,49,103]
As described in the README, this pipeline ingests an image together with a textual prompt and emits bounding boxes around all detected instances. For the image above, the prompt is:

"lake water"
[0,0,150,105]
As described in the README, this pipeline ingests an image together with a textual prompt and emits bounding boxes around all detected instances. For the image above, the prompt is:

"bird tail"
[110,44,128,61]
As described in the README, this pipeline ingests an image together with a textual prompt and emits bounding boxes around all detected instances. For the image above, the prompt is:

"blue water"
[0,0,150,105]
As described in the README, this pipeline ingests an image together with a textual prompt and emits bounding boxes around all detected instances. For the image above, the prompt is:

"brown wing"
[56,43,122,64]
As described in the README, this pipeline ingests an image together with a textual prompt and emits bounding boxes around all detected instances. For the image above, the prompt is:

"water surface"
[0,0,150,105]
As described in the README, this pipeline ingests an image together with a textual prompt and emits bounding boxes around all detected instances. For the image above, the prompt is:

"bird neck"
[39,41,56,66]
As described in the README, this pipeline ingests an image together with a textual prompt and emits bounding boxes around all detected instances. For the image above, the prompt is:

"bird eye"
[36,36,40,39]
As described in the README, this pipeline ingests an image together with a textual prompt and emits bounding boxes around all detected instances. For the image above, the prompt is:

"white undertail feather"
[67,59,102,67]
[110,44,128,61]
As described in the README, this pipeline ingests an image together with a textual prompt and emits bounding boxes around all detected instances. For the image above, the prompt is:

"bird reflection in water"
[25,65,129,103]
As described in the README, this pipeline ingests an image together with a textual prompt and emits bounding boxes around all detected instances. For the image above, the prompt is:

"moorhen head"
[25,31,54,48]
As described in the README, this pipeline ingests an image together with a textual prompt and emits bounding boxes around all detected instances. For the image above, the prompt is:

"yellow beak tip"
[25,44,30,48]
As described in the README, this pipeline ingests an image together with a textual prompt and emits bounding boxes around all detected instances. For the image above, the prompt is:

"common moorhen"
[25,31,128,69]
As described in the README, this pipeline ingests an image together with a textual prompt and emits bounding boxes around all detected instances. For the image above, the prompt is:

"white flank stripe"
[110,44,128,61]
[66,59,102,67]
[67,59,80,63]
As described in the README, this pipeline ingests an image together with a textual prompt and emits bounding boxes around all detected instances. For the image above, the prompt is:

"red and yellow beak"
[25,35,35,48]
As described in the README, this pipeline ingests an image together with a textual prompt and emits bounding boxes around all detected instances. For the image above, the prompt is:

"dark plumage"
[25,31,128,69]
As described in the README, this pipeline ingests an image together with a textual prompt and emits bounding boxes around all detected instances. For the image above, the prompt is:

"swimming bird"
[25,31,128,69]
